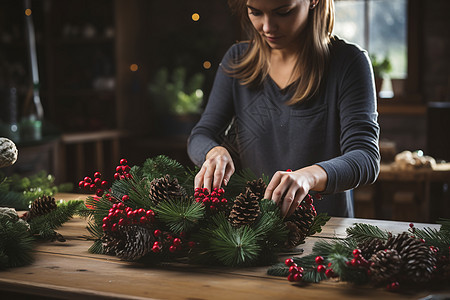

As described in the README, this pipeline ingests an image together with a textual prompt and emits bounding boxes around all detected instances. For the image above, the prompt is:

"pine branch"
[307,213,331,236]
[196,213,261,266]
[346,223,389,243]
[253,199,288,247]
[0,190,32,210]
[267,262,290,277]
[109,171,153,210]
[0,209,34,268]
[142,155,188,183]
[28,201,83,240]
[413,226,450,254]
[153,196,204,234]
[88,239,104,255]
[226,168,259,199]
[437,218,450,232]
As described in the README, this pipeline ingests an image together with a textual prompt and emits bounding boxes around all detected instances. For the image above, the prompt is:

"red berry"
[221,198,227,203]
[350,258,360,267]
[325,268,334,278]
[388,281,400,291]
[111,223,118,231]
[285,258,294,266]
[120,158,128,165]
[84,182,90,189]
[94,172,102,178]
[116,166,122,173]
[118,218,125,226]
[188,241,196,248]
[289,265,298,273]
[317,265,326,273]
[84,176,92,183]
[94,177,101,186]
[287,273,295,282]
[103,216,109,223]
[352,249,361,257]
[293,273,302,282]
[96,189,104,197]
[169,245,176,253]
[122,195,130,201]
[315,256,324,264]
[286,169,292,172]
[78,181,85,188]
[102,223,108,231]
[114,173,121,180]
[140,216,147,224]
[90,184,96,191]
[173,238,181,246]
[123,165,130,173]
[304,195,313,205]
[101,180,108,188]
[154,241,161,247]
[218,188,225,194]
[152,246,160,253]
[154,229,162,237]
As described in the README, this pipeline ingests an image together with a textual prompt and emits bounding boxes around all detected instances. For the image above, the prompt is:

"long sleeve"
[316,50,380,194]
[187,47,237,166]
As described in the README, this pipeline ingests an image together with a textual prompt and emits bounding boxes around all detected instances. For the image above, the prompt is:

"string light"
[192,13,200,22]
[203,61,212,70]
[25,9,32,16]
[130,64,138,72]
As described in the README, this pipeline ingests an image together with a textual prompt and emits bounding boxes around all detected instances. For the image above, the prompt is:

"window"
[334,0,408,97]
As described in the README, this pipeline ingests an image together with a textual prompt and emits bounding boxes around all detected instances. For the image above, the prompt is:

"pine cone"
[283,199,317,248]
[149,174,186,205]
[246,178,267,200]
[26,195,57,220]
[385,232,437,283]
[228,187,260,227]
[102,225,154,261]
[358,238,385,260]
[115,225,154,261]
[369,249,402,284]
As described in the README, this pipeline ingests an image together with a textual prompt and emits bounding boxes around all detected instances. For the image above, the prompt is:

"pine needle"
[153,196,204,234]
[267,262,289,277]
[142,155,188,183]
[346,223,389,243]
[308,213,331,236]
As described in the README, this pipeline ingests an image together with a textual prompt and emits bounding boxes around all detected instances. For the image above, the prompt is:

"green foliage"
[0,209,34,268]
[370,54,392,78]
[154,196,204,234]
[308,213,331,236]
[346,223,389,243]
[0,171,73,210]
[148,67,205,115]
[28,200,84,240]
[267,262,290,277]
[412,220,450,256]
[225,168,260,199]
[197,214,261,267]
[142,155,188,183]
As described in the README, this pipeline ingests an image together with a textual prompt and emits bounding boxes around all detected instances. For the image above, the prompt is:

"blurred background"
[0,0,449,222]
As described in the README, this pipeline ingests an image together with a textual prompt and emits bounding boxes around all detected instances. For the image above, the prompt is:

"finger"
[271,175,291,206]
[203,164,215,193]
[280,182,299,217]
[264,171,282,200]
[286,188,306,217]
[194,165,206,190]
[223,161,235,186]
[213,164,225,190]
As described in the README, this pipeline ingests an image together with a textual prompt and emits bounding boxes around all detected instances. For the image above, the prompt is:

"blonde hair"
[227,0,335,104]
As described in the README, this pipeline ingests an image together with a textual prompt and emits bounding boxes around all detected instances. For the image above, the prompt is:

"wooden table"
[0,194,449,299]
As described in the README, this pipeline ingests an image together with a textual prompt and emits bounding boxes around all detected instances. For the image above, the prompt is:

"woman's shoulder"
[329,36,368,60]
[224,41,250,58]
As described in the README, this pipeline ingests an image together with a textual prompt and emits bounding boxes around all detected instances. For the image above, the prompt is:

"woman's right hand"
[194,146,235,192]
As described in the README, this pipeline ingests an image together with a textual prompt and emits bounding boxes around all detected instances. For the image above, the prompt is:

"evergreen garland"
[268,221,450,291]
[82,155,328,267]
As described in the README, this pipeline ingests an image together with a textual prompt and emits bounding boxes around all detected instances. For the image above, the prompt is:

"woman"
[187,0,380,218]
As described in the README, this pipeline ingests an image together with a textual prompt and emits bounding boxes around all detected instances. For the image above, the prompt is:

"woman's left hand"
[263,165,328,218]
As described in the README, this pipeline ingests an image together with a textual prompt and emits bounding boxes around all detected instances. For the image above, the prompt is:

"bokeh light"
[192,13,200,22]
[25,9,32,16]
[203,61,211,69]
[130,64,138,72]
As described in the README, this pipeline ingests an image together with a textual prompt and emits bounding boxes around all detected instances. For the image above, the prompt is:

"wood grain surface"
[0,194,448,300]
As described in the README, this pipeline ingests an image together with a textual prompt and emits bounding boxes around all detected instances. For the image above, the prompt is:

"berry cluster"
[285,258,304,282]
[194,187,228,211]
[151,230,196,254]
[114,158,132,180]
[79,171,108,197]
[347,249,370,269]
[102,202,155,232]
[315,255,335,278]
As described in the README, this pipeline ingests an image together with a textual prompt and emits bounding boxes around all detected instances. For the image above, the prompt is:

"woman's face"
[246,0,312,51]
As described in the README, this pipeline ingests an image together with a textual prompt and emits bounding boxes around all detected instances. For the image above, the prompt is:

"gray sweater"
[187,37,380,217]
